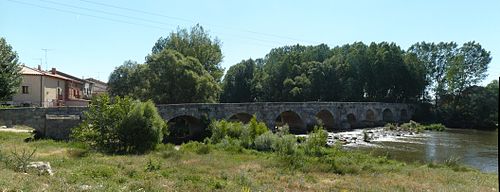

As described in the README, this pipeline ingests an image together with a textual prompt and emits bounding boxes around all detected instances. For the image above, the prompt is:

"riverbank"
[0,131,497,191]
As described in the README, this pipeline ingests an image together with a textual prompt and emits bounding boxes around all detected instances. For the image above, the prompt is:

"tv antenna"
[41,48,53,70]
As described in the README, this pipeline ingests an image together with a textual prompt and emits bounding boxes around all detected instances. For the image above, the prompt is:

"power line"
[37,0,178,28]
[7,0,172,31]
[8,0,287,47]
[78,0,321,44]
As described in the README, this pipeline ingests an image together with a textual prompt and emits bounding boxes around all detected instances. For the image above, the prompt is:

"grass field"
[0,131,498,191]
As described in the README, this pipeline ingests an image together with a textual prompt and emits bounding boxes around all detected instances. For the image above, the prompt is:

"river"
[339,128,498,173]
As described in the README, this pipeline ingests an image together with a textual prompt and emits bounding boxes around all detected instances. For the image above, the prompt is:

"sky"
[1,0,499,85]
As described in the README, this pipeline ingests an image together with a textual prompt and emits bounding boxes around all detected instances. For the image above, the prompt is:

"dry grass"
[0,131,498,191]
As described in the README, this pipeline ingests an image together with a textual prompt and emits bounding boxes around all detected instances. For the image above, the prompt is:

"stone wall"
[0,107,87,139]
[0,102,415,139]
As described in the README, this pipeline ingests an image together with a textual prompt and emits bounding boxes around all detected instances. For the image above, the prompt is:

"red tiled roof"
[21,65,77,82]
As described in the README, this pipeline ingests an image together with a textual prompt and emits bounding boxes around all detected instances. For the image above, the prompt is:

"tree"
[446,41,491,95]
[262,44,330,101]
[108,60,149,100]
[441,80,498,129]
[146,49,220,104]
[0,37,22,101]
[151,24,224,82]
[220,59,256,103]
[407,42,458,104]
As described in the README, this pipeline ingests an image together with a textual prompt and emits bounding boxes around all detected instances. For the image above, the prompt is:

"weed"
[145,158,161,172]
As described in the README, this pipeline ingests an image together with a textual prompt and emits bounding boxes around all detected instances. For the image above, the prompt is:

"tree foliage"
[147,49,220,104]
[0,37,22,101]
[108,25,221,104]
[71,94,167,153]
[151,24,224,82]
[220,59,256,102]
[108,60,149,99]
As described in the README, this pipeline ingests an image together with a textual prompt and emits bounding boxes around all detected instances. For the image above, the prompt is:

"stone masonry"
[0,102,414,139]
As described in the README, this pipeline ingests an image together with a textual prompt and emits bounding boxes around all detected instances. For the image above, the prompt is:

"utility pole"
[41,48,52,70]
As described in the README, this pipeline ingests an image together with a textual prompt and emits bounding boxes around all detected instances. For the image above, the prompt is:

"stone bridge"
[0,102,414,139]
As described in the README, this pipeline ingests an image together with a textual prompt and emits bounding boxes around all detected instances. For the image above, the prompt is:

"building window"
[22,86,29,94]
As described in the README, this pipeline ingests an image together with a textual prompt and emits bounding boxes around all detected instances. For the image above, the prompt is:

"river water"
[341,128,498,173]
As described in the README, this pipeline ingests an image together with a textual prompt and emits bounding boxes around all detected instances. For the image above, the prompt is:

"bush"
[209,120,244,143]
[303,126,327,156]
[1,148,37,173]
[209,117,270,149]
[254,131,278,151]
[400,120,424,133]
[71,94,167,154]
[248,116,268,139]
[157,144,182,160]
[423,123,446,131]
[180,141,211,155]
[272,134,297,156]
[215,137,244,153]
[118,100,167,153]
[384,123,397,131]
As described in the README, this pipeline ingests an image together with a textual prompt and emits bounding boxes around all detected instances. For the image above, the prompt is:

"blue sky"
[1,0,499,85]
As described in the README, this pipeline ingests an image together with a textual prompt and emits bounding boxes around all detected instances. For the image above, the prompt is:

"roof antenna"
[41,48,53,70]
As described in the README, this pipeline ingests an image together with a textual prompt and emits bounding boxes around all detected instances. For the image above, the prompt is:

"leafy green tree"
[119,100,167,153]
[71,94,135,153]
[446,41,491,95]
[306,61,340,101]
[108,60,149,100]
[147,49,220,104]
[327,43,365,101]
[151,24,224,82]
[407,42,458,104]
[0,37,22,101]
[220,59,256,102]
[262,44,331,101]
[441,80,498,129]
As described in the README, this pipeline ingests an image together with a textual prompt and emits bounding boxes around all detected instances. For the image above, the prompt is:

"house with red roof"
[10,65,91,107]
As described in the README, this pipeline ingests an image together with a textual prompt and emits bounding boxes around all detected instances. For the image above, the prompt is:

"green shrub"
[71,94,167,154]
[227,122,244,138]
[423,123,446,131]
[118,100,167,153]
[209,120,244,143]
[216,137,244,153]
[0,148,37,173]
[180,141,211,155]
[209,117,269,149]
[239,126,253,149]
[145,159,161,172]
[254,131,278,151]
[209,120,229,143]
[384,123,397,131]
[303,125,327,156]
[157,144,182,160]
[272,134,297,156]
[248,116,268,139]
[400,120,424,133]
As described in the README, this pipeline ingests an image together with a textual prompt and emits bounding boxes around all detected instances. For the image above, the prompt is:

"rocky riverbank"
[325,127,422,146]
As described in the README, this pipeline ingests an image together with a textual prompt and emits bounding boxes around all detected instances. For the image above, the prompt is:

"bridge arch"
[275,110,306,134]
[347,113,357,129]
[164,115,206,144]
[400,109,408,121]
[228,113,253,124]
[365,109,376,121]
[316,109,335,131]
[382,108,394,122]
